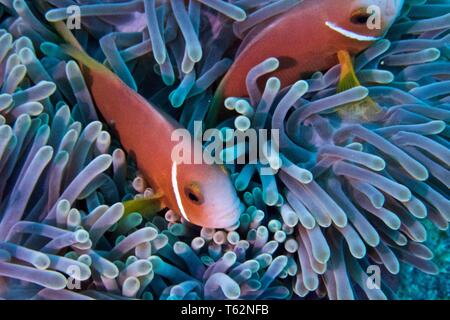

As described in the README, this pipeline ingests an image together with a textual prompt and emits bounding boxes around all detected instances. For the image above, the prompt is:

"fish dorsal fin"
[336,50,381,122]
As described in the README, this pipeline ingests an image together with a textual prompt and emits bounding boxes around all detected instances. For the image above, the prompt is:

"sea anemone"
[216,1,450,299]
[0,8,290,299]
[0,0,448,300]
[41,0,247,101]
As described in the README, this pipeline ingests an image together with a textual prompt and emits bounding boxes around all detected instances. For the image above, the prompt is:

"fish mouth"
[325,21,382,42]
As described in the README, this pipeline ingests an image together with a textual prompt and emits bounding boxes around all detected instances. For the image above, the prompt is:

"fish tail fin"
[336,50,381,121]
[53,21,84,51]
[122,192,166,219]
[51,21,106,72]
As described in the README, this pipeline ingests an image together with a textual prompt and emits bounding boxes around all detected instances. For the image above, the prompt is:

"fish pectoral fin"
[122,192,166,219]
[336,50,381,121]
[337,50,362,92]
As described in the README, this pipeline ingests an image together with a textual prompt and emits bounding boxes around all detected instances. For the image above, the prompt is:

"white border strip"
[325,21,381,42]
[171,162,191,222]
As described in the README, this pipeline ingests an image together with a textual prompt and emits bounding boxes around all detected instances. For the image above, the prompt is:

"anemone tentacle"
[0,0,448,300]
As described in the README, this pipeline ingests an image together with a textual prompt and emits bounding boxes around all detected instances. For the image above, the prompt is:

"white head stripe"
[171,162,191,222]
[325,21,381,42]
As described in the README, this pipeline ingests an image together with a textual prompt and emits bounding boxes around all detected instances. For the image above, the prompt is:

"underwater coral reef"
[0,0,448,300]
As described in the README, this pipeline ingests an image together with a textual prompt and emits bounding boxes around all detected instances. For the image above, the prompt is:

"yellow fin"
[122,192,165,219]
[51,21,109,72]
[336,50,381,122]
[53,21,84,51]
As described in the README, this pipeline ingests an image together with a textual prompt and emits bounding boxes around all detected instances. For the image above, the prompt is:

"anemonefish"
[206,0,404,126]
[53,22,241,229]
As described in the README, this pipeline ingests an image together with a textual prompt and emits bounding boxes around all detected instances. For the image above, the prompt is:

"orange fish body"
[88,66,241,228]
[56,24,241,229]
[80,64,180,207]
[207,0,404,125]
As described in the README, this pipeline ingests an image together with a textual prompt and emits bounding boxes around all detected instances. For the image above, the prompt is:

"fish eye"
[350,8,372,25]
[184,184,204,205]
